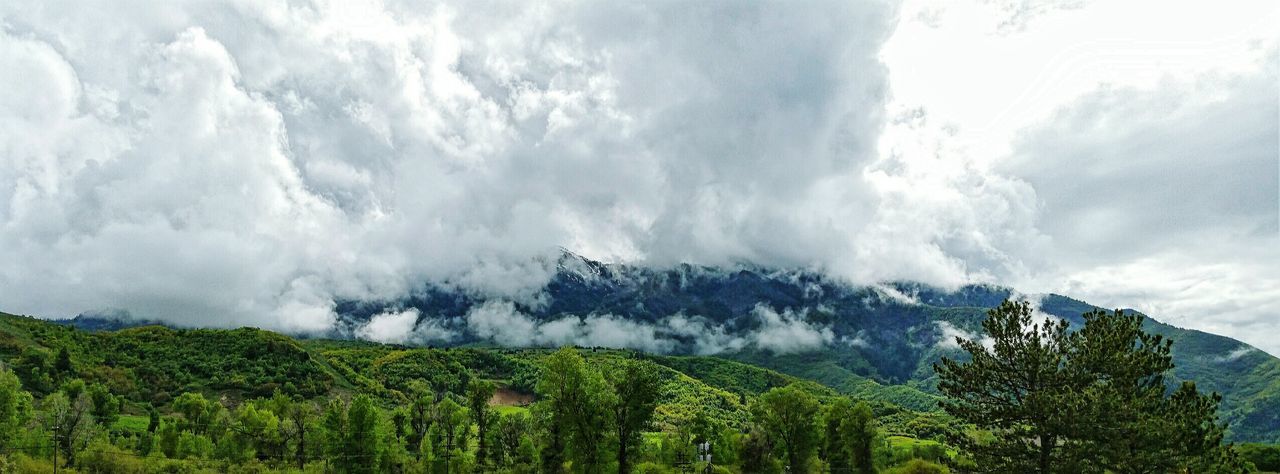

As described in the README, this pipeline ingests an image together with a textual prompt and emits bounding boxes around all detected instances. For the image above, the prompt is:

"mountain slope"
[323,253,1280,443]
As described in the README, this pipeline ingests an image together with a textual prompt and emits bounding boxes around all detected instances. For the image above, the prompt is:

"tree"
[88,383,121,428]
[43,389,95,465]
[467,378,497,470]
[1238,443,1280,472]
[267,393,317,469]
[146,403,160,432]
[158,417,181,458]
[825,398,877,474]
[937,301,1246,473]
[494,411,534,470]
[321,398,347,465]
[344,394,383,474]
[737,425,781,474]
[173,391,216,434]
[0,366,34,452]
[14,347,55,394]
[605,359,662,474]
[1066,309,1237,473]
[934,300,1080,473]
[408,380,435,462]
[432,396,470,473]
[536,347,613,474]
[752,383,820,473]
[823,398,853,469]
[54,347,75,380]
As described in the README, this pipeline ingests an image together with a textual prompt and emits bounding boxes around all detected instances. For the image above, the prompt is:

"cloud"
[462,301,836,355]
[1004,53,1280,354]
[0,0,912,331]
[0,0,1274,359]
[1214,346,1257,364]
[935,320,994,351]
[355,308,458,345]
[464,300,675,352]
[355,309,419,344]
[747,305,836,354]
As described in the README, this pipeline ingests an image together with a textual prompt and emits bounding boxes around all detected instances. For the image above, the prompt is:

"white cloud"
[0,0,1274,358]
[935,320,994,351]
[355,308,459,344]
[461,301,837,354]
[748,305,836,354]
[465,300,539,347]
[1215,346,1257,363]
[0,0,907,331]
[355,308,420,344]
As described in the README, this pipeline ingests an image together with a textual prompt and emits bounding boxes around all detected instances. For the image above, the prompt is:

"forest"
[0,302,1278,473]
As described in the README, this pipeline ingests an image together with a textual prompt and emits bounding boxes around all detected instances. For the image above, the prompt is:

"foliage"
[607,359,663,474]
[0,309,1262,473]
[937,300,1248,473]
[751,383,820,473]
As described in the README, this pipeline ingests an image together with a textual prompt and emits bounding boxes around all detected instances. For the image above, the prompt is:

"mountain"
[323,252,1280,443]
[0,310,952,440]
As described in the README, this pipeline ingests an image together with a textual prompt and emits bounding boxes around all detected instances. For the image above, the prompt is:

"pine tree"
[934,300,1080,473]
[937,301,1247,473]
[1069,309,1243,473]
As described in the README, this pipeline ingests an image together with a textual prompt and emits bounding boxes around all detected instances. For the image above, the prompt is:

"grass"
[112,414,150,433]
[493,404,530,416]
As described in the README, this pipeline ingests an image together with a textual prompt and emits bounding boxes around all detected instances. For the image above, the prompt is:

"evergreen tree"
[845,401,877,474]
[934,300,1080,473]
[738,425,781,474]
[146,403,160,433]
[54,347,74,380]
[1066,309,1226,473]
[937,301,1247,473]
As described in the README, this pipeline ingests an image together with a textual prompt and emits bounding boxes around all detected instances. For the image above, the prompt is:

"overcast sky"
[1,0,1276,354]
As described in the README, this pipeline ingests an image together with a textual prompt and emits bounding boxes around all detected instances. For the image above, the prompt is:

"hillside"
[0,311,955,440]
[305,253,1280,443]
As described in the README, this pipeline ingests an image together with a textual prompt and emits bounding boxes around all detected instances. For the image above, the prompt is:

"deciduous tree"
[752,383,820,473]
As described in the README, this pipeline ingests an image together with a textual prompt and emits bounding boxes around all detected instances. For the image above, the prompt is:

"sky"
[0,0,1276,354]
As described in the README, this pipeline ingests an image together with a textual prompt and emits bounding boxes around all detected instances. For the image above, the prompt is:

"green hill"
[0,311,947,436]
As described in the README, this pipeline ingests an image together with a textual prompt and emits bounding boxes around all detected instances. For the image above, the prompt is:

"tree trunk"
[617,438,630,474]
[1038,434,1054,474]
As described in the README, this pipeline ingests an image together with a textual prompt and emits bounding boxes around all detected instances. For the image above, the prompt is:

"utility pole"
[697,440,713,474]
[51,424,59,474]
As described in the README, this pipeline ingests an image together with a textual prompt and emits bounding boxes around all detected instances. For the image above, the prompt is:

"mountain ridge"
[28,253,1280,442]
